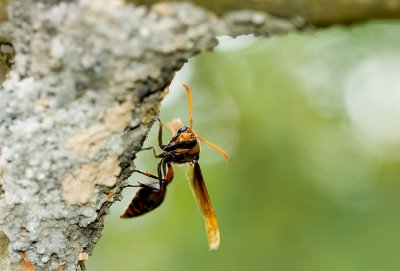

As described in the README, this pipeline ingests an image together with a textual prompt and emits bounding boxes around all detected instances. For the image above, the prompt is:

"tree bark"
[132,0,400,25]
[0,0,395,270]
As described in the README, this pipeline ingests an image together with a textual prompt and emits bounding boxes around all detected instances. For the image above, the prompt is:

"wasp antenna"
[182,84,193,130]
[195,135,229,161]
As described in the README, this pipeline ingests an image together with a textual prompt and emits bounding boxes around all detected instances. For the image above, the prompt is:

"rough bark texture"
[0,0,391,270]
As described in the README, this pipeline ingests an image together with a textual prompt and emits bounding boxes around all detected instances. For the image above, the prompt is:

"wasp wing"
[187,162,220,250]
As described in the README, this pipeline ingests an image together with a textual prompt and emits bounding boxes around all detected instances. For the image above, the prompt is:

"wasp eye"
[177,126,188,134]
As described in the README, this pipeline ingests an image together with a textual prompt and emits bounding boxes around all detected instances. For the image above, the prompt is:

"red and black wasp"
[121,84,228,250]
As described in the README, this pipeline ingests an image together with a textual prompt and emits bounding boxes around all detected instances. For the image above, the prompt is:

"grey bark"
[0,1,305,270]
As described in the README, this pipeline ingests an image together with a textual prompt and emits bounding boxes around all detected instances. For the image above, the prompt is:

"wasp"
[121,84,228,250]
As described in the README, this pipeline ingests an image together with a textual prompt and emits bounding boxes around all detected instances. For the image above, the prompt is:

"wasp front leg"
[157,118,165,149]
[136,146,164,158]
[134,118,165,156]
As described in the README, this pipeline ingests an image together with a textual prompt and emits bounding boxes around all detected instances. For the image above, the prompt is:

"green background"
[88,21,400,271]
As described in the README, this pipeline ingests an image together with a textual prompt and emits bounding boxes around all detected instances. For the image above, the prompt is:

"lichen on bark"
[0,1,220,270]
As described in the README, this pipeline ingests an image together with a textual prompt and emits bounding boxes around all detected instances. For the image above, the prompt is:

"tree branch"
[132,0,400,25]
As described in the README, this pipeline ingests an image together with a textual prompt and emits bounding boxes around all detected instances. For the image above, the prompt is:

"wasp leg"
[138,146,153,152]
[136,181,157,189]
[127,169,165,190]
[124,184,141,188]
[125,182,154,189]
[133,181,162,190]
[121,163,173,219]
[135,146,165,158]
[121,162,170,219]
[157,159,174,185]
[133,169,164,181]
[157,118,166,149]
[163,162,174,185]
[157,158,168,187]
[120,182,167,218]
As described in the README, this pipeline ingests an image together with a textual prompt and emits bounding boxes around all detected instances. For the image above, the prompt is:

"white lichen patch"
[62,153,121,204]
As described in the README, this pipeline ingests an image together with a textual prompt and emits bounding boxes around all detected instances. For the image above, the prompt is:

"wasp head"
[176,125,195,140]
[163,125,199,156]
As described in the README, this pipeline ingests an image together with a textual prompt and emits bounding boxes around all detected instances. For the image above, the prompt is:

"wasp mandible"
[121,84,228,250]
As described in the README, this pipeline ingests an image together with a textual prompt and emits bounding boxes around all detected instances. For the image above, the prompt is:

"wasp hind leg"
[120,178,167,219]
[120,163,174,218]
[125,181,158,190]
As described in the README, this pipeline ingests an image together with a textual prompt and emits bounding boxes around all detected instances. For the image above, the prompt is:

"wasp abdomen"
[120,184,166,218]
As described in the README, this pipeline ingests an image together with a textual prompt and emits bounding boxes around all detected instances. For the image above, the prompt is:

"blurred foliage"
[130,0,400,25]
[88,20,400,271]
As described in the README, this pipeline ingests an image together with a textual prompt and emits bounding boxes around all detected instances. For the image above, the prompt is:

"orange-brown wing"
[166,118,183,135]
[187,162,220,250]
